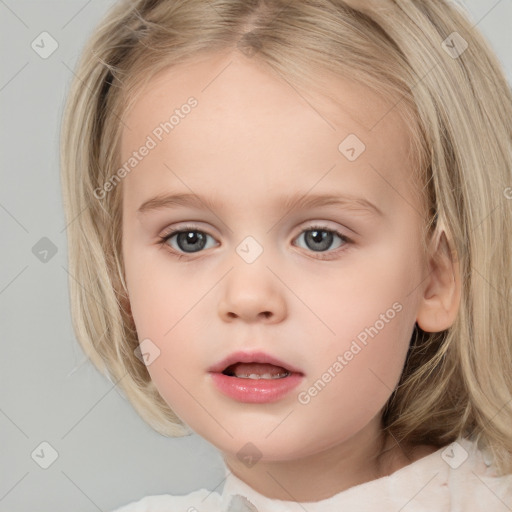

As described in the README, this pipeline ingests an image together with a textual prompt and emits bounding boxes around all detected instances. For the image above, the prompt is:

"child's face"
[121,51,429,462]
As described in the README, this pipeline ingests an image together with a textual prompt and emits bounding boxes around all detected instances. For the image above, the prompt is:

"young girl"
[60,0,512,510]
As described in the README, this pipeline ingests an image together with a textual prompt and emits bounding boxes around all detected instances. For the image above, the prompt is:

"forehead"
[119,51,417,213]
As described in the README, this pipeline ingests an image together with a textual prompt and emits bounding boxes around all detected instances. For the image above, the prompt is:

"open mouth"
[222,362,291,380]
[209,352,303,402]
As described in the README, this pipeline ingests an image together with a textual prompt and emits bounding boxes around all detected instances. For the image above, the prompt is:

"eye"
[293,225,351,257]
[158,224,352,259]
[159,226,218,254]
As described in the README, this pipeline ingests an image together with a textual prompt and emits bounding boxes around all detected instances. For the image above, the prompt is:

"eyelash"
[158,224,353,261]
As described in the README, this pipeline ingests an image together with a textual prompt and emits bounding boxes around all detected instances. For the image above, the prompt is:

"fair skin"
[120,50,461,502]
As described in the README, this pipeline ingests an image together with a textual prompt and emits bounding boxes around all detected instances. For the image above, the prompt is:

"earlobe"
[416,227,462,333]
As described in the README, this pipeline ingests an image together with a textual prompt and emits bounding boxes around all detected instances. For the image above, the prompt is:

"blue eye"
[158,224,352,259]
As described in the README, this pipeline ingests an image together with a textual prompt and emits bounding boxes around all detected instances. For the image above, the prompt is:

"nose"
[217,264,287,324]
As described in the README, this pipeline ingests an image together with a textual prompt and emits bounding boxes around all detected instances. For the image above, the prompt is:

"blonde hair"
[60,0,512,475]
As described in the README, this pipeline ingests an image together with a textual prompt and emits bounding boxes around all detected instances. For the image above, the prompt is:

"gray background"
[1,1,511,511]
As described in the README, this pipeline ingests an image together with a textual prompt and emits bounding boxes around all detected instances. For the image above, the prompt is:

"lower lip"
[209,372,303,403]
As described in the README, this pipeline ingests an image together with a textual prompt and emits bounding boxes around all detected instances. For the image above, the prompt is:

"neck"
[223,421,408,502]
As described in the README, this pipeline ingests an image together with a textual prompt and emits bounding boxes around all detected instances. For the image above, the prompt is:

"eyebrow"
[137,191,384,217]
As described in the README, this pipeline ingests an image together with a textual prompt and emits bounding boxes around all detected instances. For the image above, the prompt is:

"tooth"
[235,372,289,379]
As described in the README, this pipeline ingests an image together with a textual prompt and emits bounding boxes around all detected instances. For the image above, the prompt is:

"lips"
[208,350,304,403]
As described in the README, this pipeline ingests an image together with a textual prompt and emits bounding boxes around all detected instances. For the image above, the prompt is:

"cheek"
[308,241,420,347]
[292,303,413,457]
[123,247,211,407]
[299,242,420,411]
[124,242,195,337]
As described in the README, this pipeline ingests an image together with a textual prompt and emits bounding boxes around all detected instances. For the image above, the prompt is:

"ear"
[416,225,462,333]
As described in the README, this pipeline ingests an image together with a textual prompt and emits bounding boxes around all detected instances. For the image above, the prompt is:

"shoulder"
[378,437,512,510]
[109,487,222,512]
[444,437,512,511]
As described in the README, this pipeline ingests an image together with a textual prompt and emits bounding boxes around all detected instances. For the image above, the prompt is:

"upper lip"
[208,350,304,375]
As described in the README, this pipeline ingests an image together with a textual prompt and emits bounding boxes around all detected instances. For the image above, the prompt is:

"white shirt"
[110,437,512,511]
